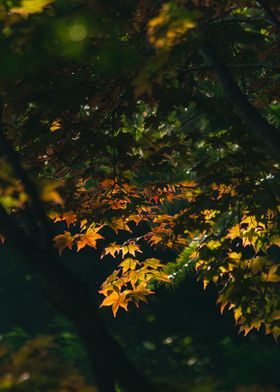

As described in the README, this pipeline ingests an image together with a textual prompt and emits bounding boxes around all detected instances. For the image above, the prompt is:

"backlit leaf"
[10,0,54,15]
[76,227,104,251]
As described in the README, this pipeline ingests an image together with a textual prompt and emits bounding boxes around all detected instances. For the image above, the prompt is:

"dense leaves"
[0,0,280,344]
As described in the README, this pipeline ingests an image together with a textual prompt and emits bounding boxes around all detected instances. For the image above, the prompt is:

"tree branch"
[258,0,280,32]
[199,41,280,161]
[0,129,51,246]
[0,204,157,392]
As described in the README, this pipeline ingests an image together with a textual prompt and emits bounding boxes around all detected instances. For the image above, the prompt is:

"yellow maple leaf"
[121,243,142,258]
[228,252,242,262]
[50,119,62,132]
[233,307,242,323]
[101,242,121,258]
[272,326,280,341]
[251,256,266,274]
[226,224,240,240]
[39,180,63,205]
[143,258,163,269]
[148,3,196,49]
[76,227,103,251]
[10,0,53,15]
[262,265,280,282]
[119,258,139,273]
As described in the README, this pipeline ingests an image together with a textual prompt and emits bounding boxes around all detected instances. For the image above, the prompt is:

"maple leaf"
[53,231,74,255]
[262,265,280,282]
[226,224,240,240]
[50,119,62,132]
[127,214,143,225]
[51,211,77,226]
[126,283,154,305]
[121,243,142,258]
[76,227,104,251]
[100,291,129,317]
[101,242,122,258]
[251,256,266,274]
[109,217,131,233]
[119,258,139,273]
[62,212,77,226]
[143,258,163,269]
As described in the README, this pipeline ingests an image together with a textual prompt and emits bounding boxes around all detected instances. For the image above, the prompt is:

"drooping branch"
[0,202,158,392]
[199,41,280,161]
[0,99,157,390]
[0,122,158,391]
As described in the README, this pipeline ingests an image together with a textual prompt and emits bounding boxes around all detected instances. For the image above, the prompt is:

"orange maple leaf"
[100,291,129,317]
[76,227,104,251]
[101,242,121,258]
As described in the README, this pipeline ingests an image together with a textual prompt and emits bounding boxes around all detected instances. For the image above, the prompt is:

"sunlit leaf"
[10,0,54,15]
[76,227,104,251]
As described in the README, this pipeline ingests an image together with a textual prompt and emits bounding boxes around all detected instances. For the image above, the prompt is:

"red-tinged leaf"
[53,231,74,255]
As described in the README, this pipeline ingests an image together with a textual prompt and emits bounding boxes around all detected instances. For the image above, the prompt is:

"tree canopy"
[0,0,280,390]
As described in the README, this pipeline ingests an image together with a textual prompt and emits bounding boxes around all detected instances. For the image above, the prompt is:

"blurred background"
[0,243,279,392]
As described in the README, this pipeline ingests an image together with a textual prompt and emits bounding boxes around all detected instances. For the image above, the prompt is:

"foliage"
[0,0,280,344]
[0,334,96,391]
